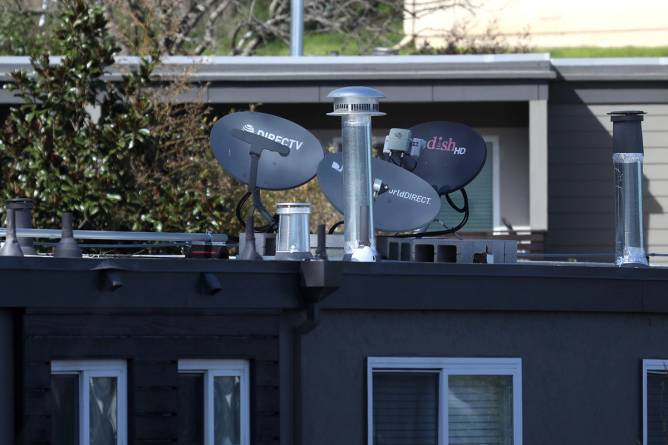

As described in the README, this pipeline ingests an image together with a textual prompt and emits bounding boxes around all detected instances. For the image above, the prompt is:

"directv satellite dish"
[409,121,487,194]
[210,111,323,190]
[317,153,440,232]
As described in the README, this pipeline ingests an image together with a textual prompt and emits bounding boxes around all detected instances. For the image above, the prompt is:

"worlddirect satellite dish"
[210,111,324,190]
[317,152,441,232]
[409,121,487,194]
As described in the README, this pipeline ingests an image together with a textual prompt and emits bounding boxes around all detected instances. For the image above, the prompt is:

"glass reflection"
[214,376,241,445]
[448,375,513,445]
[90,377,118,445]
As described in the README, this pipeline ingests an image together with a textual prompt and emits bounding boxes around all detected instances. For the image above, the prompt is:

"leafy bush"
[0,0,339,235]
[0,0,246,233]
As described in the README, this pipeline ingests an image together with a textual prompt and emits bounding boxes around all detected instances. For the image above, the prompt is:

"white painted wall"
[406,0,668,48]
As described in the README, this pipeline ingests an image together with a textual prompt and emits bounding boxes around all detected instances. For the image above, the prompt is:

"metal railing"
[0,228,228,245]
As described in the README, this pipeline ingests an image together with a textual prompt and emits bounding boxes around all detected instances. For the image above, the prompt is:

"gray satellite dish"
[409,121,487,194]
[210,111,324,190]
[317,152,441,232]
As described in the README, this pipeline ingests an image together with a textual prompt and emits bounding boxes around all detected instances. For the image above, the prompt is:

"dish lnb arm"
[231,128,291,228]
[231,128,290,157]
[373,178,389,199]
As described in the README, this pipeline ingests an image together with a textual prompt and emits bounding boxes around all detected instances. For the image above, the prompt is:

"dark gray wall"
[299,309,668,445]
[0,310,14,445]
[19,309,280,445]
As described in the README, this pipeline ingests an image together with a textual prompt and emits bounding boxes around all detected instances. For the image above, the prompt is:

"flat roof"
[1,54,667,105]
[2,54,668,83]
[0,54,556,82]
[553,57,668,81]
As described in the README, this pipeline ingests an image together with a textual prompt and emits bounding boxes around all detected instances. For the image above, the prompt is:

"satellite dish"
[317,153,441,232]
[210,111,324,190]
[409,121,487,194]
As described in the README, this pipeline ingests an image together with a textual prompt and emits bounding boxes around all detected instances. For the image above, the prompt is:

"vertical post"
[290,0,304,56]
[529,100,548,232]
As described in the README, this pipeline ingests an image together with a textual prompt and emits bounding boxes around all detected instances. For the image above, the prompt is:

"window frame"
[51,360,128,445]
[178,359,250,445]
[367,357,522,445]
[642,359,668,445]
[482,135,502,231]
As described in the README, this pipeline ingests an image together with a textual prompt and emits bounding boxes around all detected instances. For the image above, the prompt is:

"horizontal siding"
[21,311,280,445]
[547,102,668,264]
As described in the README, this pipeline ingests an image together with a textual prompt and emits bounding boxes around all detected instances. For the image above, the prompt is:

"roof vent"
[327,86,385,117]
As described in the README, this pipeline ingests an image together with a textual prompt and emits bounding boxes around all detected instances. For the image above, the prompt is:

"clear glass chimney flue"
[327,86,385,262]
[275,202,311,260]
[609,110,648,267]
[341,114,375,255]
[613,153,647,266]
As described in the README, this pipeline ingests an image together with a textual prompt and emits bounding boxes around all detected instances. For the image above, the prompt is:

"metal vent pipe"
[327,86,385,261]
[6,198,36,255]
[290,0,304,56]
[610,110,648,267]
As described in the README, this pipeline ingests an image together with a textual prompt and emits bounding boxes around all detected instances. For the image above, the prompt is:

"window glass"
[647,370,668,445]
[178,373,204,445]
[51,374,80,445]
[448,375,513,445]
[214,376,241,445]
[373,372,439,445]
[89,377,118,445]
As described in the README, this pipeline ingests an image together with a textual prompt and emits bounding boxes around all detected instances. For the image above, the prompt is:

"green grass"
[540,46,668,58]
[208,30,668,58]
[253,30,404,56]
[254,33,366,56]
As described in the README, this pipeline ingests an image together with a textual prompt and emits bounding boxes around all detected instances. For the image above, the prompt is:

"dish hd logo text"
[426,136,466,155]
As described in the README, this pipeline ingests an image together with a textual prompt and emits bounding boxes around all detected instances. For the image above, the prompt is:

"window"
[178,360,250,445]
[643,360,668,445]
[51,360,127,445]
[368,357,522,445]
[433,137,500,232]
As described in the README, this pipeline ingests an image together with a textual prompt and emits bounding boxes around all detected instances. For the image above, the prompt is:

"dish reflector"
[409,121,487,194]
[210,111,324,190]
[317,153,441,232]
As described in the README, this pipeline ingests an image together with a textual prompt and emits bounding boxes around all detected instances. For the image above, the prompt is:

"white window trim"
[51,360,128,445]
[178,359,250,445]
[642,359,668,445]
[481,135,502,231]
[367,357,522,445]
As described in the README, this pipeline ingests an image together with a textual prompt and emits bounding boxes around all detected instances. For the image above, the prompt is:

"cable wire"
[393,188,470,238]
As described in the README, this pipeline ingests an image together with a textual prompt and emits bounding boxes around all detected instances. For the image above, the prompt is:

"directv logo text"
[242,123,304,150]
[426,136,467,155]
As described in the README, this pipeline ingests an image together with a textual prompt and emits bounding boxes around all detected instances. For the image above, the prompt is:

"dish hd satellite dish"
[409,121,487,194]
[210,111,324,190]
[317,152,440,232]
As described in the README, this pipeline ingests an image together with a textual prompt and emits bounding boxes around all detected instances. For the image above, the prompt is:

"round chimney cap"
[609,110,645,122]
[327,86,385,99]
[327,86,385,117]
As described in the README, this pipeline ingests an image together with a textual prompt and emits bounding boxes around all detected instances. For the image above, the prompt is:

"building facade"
[1,258,668,445]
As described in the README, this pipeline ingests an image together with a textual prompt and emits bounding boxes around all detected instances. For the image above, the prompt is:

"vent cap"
[327,86,385,117]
